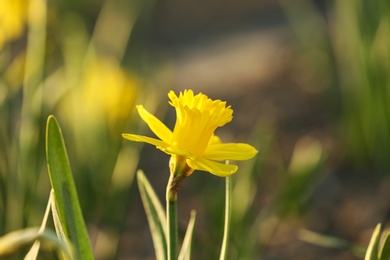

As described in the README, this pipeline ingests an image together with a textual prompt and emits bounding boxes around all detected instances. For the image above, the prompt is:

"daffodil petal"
[208,135,222,145]
[164,146,195,159]
[187,158,238,177]
[122,134,170,150]
[137,105,173,143]
[203,143,258,161]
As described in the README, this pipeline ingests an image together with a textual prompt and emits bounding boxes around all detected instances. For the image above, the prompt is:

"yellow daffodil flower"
[123,89,257,177]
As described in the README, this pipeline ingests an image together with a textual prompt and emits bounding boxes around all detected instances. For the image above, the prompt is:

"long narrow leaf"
[178,210,196,260]
[365,224,381,260]
[50,190,75,260]
[50,190,69,246]
[137,170,167,260]
[379,229,390,260]
[0,228,71,259]
[46,115,94,259]
[0,228,40,257]
[25,190,56,259]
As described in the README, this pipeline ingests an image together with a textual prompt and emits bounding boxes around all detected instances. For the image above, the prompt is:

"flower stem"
[167,198,178,260]
[166,174,179,260]
[166,155,194,260]
[219,176,232,260]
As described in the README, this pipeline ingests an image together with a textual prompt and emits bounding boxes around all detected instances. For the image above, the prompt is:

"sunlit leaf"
[0,228,71,259]
[365,224,381,260]
[299,229,349,249]
[50,190,75,260]
[25,190,62,260]
[137,170,167,260]
[46,115,94,259]
[178,210,196,260]
[379,229,390,260]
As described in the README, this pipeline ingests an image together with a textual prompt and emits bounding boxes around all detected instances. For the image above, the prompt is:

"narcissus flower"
[123,90,257,177]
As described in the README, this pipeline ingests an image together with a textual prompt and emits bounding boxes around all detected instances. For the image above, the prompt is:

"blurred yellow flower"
[59,57,138,135]
[0,0,27,49]
[123,90,257,176]
[82,58,138,130]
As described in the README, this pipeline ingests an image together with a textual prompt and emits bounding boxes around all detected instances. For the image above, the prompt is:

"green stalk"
[166,155,193,260]
[219,176,232,260]
[166,174,178,260]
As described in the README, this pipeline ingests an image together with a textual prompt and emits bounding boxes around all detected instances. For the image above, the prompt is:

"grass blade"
[0,228,71,259]
[178,210,196,260]
[25,189,56,259]
[0,228,41,257]
[365,224,381,260]
[46,115,94,259]
[137,170,167,260]
[379,229,390,260]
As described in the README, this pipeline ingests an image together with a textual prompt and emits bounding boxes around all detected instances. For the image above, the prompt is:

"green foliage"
[298,229,366,258]
[281,0,390,172]
[178,210,196,260]
[137,170,198,260]
[365,224,390,260]
[0,227,71,259]
[277,137,324,216]
[331,0,390,170]
[137,170,167,260]
[380,231,390,260]
[46,115,94,259]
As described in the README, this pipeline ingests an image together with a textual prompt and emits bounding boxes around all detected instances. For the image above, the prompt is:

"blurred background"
[1,0,390,259]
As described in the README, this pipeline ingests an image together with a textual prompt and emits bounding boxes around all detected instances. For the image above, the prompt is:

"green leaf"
[50,190,69,245]
[25,189,62,260]
[0,228,72,259]
[46,115,94,259]
[365,224,381,260]
[178,210,196,260]
[298,229,349,249]
[50,190,75,260]
[379,229,390,260]
[137,170,167,260]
